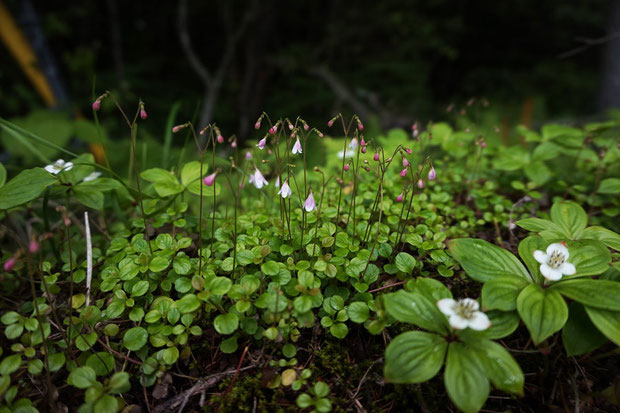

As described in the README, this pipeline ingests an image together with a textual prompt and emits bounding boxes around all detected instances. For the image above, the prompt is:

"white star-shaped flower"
[533,242,576,281]
[44,159,73,175]
[437,298,491,331]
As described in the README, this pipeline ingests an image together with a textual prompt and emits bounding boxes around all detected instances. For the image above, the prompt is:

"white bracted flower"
[44,159,73,175]
[533,242,576,281]
[437,298,491,331]
[83,171,101,182]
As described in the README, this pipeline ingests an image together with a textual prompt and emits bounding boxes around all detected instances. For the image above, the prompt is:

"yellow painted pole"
[0,0,56,106]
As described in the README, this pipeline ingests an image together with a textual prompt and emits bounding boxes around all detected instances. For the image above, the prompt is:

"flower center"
[454,301,476,319]
[547,250,566,269]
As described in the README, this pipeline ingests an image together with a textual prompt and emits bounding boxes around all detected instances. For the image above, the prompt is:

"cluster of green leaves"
[381,278,523,413]
[449,201,620,354]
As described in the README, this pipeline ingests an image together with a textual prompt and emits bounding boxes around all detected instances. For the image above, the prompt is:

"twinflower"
[278,180,292,199]
[250,168,268,189]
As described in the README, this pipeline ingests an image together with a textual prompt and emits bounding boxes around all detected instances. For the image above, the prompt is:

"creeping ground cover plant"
[0,94,619,412]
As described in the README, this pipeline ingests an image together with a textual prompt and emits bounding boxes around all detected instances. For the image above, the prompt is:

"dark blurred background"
[0,0,616,146]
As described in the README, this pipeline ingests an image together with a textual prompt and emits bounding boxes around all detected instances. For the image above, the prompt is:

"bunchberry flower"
[292,138,303,154]
[278,180,292,199]
[83,172,101,182]
[417,179,424,189]
[257,137,267,150]
[251,168,268,189]
[304,191,316,212]
[437,298,491,331]
[203,172,217,187]
[533,242,576,281]
[44,159,74,175]
[428,167,436,180]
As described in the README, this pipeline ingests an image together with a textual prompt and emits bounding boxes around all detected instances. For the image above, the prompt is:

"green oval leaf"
[123,327,148,351]
[562,302,608,356]
[0,168,57,210]
[550,201,587,239]
[584,306,620,346]
[550,278,620,311]
[383,290,448,334]
[384,331,447,383]
[448,238,531,283]
[516,284,568,345]
[214,313,239,335]
[482,276,529,311]
[444,342,489,413]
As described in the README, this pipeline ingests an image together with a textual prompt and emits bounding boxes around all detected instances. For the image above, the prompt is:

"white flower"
[44,159,73,175]
[437,298,491,331]
[348,138,358,151]
[292,138,303,154]
[251,168,268,189]
[275,176,280,188]
[533,242,576,281]
[83,171,101,182]
[278,180,292,199]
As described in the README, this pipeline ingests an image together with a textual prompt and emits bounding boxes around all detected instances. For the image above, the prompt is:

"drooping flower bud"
[396,192,404,202]
[140,108,148,120]
[269,125,277,134]
[318,132,324,138]
[304,123,309,131]
[373,152,380,161]
[254,121,261,130]
[360,138,366,146]
[417,179,424,189]
[92,100,101,111]
[29,239,39,253]
[328,119,334,127]
[172,124,185,133]
[217,135,224,144]
[405,148,412,154]
[203,172,217,186]
[231,140,237,148]
[361,146,367,154]
[400,168,408,177]
[402,158,409,167]
[344,163,350,172]
[245,151,253,160]
[428,167,436,180]
[358,121,364,131]
[480,140,487,148]
[3,256,17,272]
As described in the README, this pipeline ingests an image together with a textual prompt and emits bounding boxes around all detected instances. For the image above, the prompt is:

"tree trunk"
[599,0,620,111]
